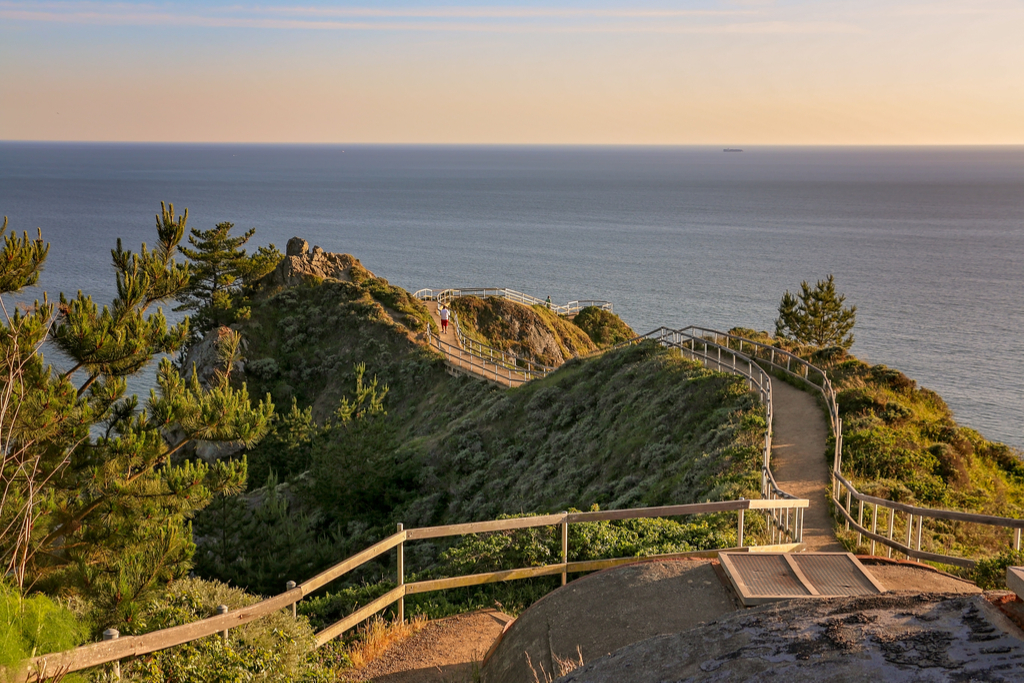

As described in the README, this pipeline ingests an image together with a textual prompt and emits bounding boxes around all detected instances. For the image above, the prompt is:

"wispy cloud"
[0,1,859,33]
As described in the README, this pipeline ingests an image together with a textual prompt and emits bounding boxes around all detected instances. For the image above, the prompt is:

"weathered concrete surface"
[482,560,743,683]
[557,594,1024,682]
[866,561,982,595]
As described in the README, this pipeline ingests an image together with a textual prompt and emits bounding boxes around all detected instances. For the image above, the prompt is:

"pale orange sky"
[1,1,1023,144]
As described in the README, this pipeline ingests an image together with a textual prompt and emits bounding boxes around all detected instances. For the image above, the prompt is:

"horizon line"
[3,140,1024,148]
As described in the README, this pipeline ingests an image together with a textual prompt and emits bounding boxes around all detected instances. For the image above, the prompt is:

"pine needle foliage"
[0,204,274,630]
[775,275,856,349]
[174,221,281,339]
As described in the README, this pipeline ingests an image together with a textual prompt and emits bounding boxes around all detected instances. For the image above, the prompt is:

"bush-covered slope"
[449,295,600,366]
[572,305,637,348]
[192,278,764,595]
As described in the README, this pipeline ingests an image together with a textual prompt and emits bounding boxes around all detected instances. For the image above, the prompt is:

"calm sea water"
[1,143,1022,447]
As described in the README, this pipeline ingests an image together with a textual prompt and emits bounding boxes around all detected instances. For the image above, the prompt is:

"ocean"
[0,143,1021,448]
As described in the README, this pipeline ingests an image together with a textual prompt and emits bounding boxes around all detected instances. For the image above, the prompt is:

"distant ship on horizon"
[723,148,743,152]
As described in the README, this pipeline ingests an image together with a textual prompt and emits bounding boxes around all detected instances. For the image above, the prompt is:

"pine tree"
[0,204,274,627]
[774,275,857,349]
[175,222,281,338]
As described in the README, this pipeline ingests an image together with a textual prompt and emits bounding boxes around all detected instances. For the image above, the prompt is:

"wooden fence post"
[561,513,569,586]
[286,581,297,618]
[737,501,745,548]
[909,511,917,557]
[845,488,851,531]
[217,605,229,640]
[1016,528,1021,552]
[397,523,405,623]
[103,629,120,681]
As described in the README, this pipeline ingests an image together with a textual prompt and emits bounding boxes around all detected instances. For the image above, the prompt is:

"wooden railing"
[686,327,1024,569]
[13,498,808,682]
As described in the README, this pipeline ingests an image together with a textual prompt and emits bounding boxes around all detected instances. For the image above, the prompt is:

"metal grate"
[792,554,882,596]
[719,552,884,606]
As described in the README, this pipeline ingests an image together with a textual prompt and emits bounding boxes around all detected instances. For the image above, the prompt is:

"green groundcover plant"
[0,582,87,683]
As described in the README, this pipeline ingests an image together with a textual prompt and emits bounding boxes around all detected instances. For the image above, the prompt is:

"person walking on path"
[545,295,551,309]
[440,305,450,333]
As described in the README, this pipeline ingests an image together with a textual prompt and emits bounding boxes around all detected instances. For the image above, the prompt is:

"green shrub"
[880,400,913,425]
[193,477,339,597]
[437,509,728,577]
[0,583,86,682]
[119,578,315,683]
[571,307,635,348]
[973,549,1024,590]
[869,365,917,393]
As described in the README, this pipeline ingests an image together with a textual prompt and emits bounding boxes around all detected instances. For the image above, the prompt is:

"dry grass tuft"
[525,645,585,682]
[347,613,429,669]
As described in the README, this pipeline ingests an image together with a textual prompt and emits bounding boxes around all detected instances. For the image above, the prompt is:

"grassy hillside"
[449,295,601,366]
[192,277,765,596]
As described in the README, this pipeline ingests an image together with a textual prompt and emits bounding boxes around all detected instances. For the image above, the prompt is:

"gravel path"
[345,609,512,683]
[769,379,843,551]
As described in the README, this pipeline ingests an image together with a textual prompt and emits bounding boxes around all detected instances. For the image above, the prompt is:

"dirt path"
[346,609,512,683]
[426,302,529,387]
[769,380,843,551]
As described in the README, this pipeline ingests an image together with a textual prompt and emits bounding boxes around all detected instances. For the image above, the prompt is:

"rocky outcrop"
[181,326,245,389]
[262,237,367,287]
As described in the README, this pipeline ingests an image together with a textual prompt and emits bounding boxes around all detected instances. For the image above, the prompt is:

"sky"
[1,0,1023,144]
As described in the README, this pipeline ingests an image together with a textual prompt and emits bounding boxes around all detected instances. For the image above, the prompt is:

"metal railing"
[625,327,807,545]
[689,328,1024,569]
[411,295,807,543]
[426,326,535,387]
[14,498,808,682]
[414,289,574,383]
[414,287,613,318]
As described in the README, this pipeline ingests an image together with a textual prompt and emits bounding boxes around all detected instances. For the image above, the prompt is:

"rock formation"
[262,236,367,287]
